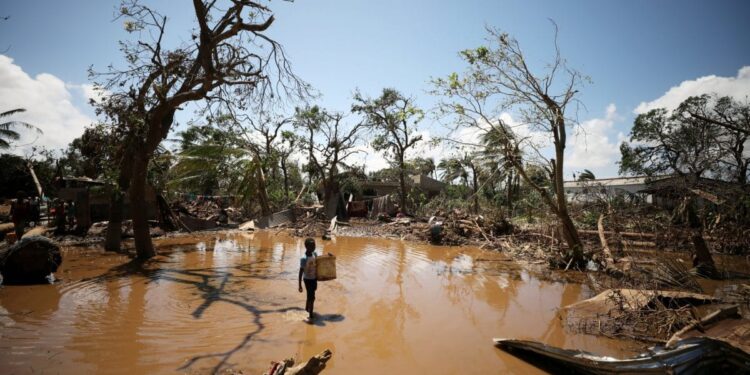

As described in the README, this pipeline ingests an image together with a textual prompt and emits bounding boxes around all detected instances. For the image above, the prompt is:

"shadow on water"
[90,253,344,374]
[306,313,346,327]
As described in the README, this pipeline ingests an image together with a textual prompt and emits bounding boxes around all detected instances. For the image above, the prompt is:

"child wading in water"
[298,237,318,322]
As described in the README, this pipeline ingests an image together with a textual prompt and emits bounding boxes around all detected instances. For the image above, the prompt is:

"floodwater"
[0,232,640,374]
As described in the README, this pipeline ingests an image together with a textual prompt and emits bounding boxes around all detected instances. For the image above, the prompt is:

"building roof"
[563,175,672,189]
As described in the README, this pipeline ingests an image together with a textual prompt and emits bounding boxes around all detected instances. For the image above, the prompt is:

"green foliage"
[619,94,749,183]
[352,88,423,160]
[59,123,117,180]
[0,152,55,199]
[368,167,400,182]
[578,209,600,229]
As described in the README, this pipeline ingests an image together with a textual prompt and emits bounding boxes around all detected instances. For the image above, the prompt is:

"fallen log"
[597,214,615,269]
[579,229,656,239]
[664,305,740,349]
[0,222,14,233]
[22,226,48,238]
[0,236,62,284]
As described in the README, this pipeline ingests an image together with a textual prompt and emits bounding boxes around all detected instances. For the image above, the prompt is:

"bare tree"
[93,0,309,259]
[352,88,423,212]
[431,25,588,265]
[294,106,366,217]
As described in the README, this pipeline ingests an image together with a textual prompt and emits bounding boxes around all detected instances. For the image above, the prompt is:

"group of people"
[51,199,77,235]
[8,191,78,239]
[9,191,41,239]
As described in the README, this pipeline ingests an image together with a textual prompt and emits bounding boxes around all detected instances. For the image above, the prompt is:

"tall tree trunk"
[559,212,583,263]
[398,154,407,213]
[105,142,134,253]
[104,189,124,252]
[256,165,271,217]
[129,153,155,259]
[472,167,480,214]
[281,158,290,204]
[553,128,584,264]
[691,231,719,279]
[506,172,513,211]
[684,197,719,278]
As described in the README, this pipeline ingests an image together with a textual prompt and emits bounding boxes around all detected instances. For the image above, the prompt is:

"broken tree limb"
[26,162,44,198]
[472,219,492,243]
[665,305,741,349]
[597,214,615,269]
[578,229,656,239]
[294,184,308,204]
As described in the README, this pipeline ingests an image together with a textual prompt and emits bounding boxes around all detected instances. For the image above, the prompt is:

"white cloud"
[0,55,92,155]
[635,66,750,113]
[350,143,390,172]
[566,103,623,172]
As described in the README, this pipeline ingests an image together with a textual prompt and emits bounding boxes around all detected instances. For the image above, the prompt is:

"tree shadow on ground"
[88,256,342,374]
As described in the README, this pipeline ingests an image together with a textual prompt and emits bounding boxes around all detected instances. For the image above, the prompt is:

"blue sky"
[1,0,749,178]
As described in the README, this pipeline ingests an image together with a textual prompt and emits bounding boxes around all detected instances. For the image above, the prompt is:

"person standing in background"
[10,191,29,239]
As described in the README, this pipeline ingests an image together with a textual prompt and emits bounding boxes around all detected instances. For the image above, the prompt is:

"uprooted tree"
[352,88,423,213]
[431,25,587,266]
[92,0,308,259]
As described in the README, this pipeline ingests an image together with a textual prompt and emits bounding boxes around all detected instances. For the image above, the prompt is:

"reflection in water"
[0,232,640,374]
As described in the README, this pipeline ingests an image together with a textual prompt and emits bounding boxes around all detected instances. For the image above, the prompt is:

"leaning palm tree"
[481,126,522,209]
[439,153,484,213]
[577,169,596,181]
[169,138,273,216]
[409,157,437,178]
[438,157,468,186]
[0,108,41,149]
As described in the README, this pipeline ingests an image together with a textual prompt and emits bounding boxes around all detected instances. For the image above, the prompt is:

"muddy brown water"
[0,232,642,374]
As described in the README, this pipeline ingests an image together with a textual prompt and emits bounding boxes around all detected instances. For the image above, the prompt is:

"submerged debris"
[562,289,717,341]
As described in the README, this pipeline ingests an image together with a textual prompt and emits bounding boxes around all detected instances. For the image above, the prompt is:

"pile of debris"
[332,209,514,247]
[172,198,243,223]
[563,288,718,341]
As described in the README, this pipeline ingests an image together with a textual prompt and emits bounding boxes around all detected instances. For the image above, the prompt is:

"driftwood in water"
[264,349,333,375]
[0,236,62,284]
